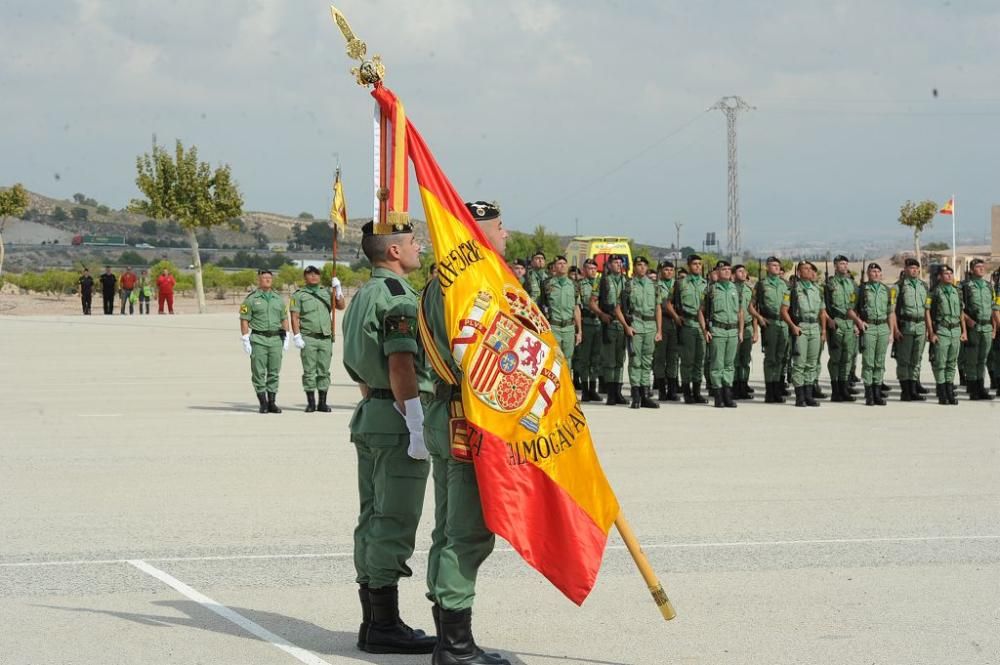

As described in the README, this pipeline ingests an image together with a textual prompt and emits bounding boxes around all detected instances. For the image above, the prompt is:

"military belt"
[369,387,434,401]
[581,311,599,320]
[711,322,738,330]
[434,382,462,402]
[900,314,924,323]
[828,310,848,319]
[550,318,575,327]
[866,318,887,325]
[796,317,818,324]
[975,318,992,325]
[937,322,961,330]
[250,329,281,337]
[638,314,656,322]
[302,332,331,339]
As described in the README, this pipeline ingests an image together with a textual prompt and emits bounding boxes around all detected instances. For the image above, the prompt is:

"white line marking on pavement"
[78,414,123,417]
[3,533,998,568]
[127,559,335,665]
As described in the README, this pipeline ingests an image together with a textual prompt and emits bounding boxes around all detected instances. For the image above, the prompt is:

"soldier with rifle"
[894,258,931,401]
[960,258,999,400]
[594,254,628,405]
[783,261,826,407]
[652,261,681,401]
[856,262,898,406]
[732,264,758,399]
[754,256,790,403]
[926,264,966,405]
[701,260,743,408]
[577,259,604,401]
[666,254,709,404]
[825,255,860,402]
[619,256,661,408]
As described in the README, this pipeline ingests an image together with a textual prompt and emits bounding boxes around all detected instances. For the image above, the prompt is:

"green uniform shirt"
[627,275,657,332]
[579,277,600,328]
[673,274,707,323]
[658,277,676,326]
[526,268,547,303]
[598,272,626,325]
[754,274,788,320]
[704,280,740,327]
[896,277,929,322]
[239,289,287,332]
[420,277,462,387]
[791,280,825,323]
[289,284,333,336]
[737,281,753,327]
[929,283,962,328]
[857,282,894,322]
[825,275,857,318]
[544,276,580,327]
[962,277,999,330]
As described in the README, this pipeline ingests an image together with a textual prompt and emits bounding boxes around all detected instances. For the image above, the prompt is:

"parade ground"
[1,312,998,665]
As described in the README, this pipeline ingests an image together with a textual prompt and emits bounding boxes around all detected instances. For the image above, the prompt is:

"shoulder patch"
[385,314,417,340]
[385,278,405,296]
[239,304,249,315]
[782,293,791,304]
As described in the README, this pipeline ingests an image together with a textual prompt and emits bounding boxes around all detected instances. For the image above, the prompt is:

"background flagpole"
[951,194,957,276]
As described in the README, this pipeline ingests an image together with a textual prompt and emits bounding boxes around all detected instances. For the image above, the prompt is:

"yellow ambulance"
[564,236,634,276]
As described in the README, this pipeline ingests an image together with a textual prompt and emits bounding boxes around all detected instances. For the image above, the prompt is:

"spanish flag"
[372,85,620,605]
[330,168,347,233]
[939,197,954,215]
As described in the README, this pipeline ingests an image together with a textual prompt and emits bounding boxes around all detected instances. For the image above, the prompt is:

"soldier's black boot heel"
[900,380,913,401]
[981,380,995,400]
[911,380,926,401]
[842,380,857,402]
[794,386,806,407]
[585,380,602,402]
[665,378,681,401]
[915,381,928,394]
[305,391,316,413]
[640,387,660,408]
[714,388,724,408]
[873,385,887,406]
[433,608,509,665]
[830,380,843,402]
[864,385,874,406]
[256,392,268,414]
[682,383,694,404]
[763,382,775,403]
[946,383,959,405]
[605,383,618,406]
[266,392,282,413]
[656,379,669,401]
[812,382,826,399]
[363,586,436,655]
[357,584,371,649]
[317,390,332,412]
[723,385,737,408]
[691,382,708,404]
[629,386,641,409]
[936,384,948,405]
[804,385,820,407]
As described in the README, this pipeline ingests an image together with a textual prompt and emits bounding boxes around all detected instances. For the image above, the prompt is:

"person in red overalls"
[156,268,176,314]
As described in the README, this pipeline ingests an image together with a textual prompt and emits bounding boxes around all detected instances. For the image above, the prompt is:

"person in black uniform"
[98,266,117,315]
[78,268,95,315]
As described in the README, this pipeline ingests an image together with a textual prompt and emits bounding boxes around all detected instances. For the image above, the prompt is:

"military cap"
[608,254,624,262]
[715,260,731,269]
[867,262,882,271]
[555,255,567,262]
[257,268,273,275]
[939,264,953,273]
[303,265,321,275]
[584,258,598,267]
[465,200,500,222]
[532,250,546,259]
[687,254,702,263]
[362,218,412,237]
[808,261,819,271]
[766,256,781,264]
[568,265,579,274]
[833,254,849,263]
[658,260,674,269]
[677,267,688,276]
[970,258,985,267]
[634,256,649,266]
[513,258,527,267]
[732,263,746,271]
[904,258,920,267]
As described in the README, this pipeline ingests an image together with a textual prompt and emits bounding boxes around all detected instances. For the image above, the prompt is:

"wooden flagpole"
[614,513,677,620]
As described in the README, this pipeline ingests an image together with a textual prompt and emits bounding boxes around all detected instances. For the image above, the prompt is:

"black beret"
[834,254,849,263]
[532,250,546,259]
[687,254,702,263]
[634,256,649,265]
[513,259,526,267]
[555,255,567,262]
[464,200,500,222]
[732,264,746,271]
[766,256,781,264]
[608,254,624,262]
[867,262,881,271]
[303,265,321,274]
[584,258,598,267]
[658,260,674,269]
[715,260,731,269]
[904,258,920,267]
[939,264,953,272]
[970,258,985,267]
[257,269,273,276]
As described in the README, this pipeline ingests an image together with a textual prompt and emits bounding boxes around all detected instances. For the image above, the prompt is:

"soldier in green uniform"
[894,258,930,401]
[666,254,708,404]
[619,256,661,408]
[825,255,860,402]
[525,251,547,304]
[857,263,898,406]
[544,255,583,372]
[341,220,436,655]
[701,260,743,408]
[783,261,827,407]
[594,255,628,405]
[511,259,527,290]
[961,258,1000,400]
[652,261,681,401]
[239,269,290,414]
[420,200,511,665]
[577,259,604,401]
[290,266,346,412]
[926,264,966,405]
[732,264,758,399]
[754,257,790,403]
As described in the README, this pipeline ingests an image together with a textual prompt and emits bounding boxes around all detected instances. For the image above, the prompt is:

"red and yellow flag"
[373,85,619,605]
[939,198,954,215]
[330,168,347,233]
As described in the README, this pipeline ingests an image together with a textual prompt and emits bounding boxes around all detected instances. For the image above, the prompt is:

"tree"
[71,206,89,221]
[504,225,563,263]
[0,183,29,276]
[52,206,69,221]
[130,139,244,313]
[300,220,333,251]
[298,212,314,220]
[96,204,110,216]
[898,200,937,278]
[140,219,158,235]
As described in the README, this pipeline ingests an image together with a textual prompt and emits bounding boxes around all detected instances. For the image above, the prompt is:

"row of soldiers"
[519,252,1000,408]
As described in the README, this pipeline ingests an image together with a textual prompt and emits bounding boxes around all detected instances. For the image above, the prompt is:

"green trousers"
[826,318,857,382]
[300,335,332,391]
[424,399,495,610]
[352,433,430,589]
[652,324,679,381]
[627,329,655,387]
[577,323,603,382]
[962,327,993,380]
[602,322,626,383]
[678,322,706,384]
[249,334,282,393]
[861,323,890,385]
[761,321,789,382]
[791,323,821,387]
[930,331,961,384]
[708,328,738,387]
[895,321,926,382]
[552,325,575,367]
[734,324,753,382]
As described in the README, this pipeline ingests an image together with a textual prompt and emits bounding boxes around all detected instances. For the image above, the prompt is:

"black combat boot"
[722,385,737,408]
[629,386,641,409]
[900,380,913,402]
[979,379,995,400]
[433,607,510,665]
[616,383,628,405]
[782,382,791,397]
[682,382,694,404]
[656,378,669,401]
[691,382,708,404]
[357,584,371,649]
[266,392,282,413]
[305,391,316,413]
[707,384,717,398]
[640,387,659,408]
[585,380,601,402]
[864,385,874,406]
[745,382,755,394]
[880,382,892,393]
[598,378,606,394]
[914,380,928,394]
[317,390,332,412]
[946,382,958,405]
[830,380,844,402]
[714,387,724,408]
[764,382,775,403]
[363,586,436,655]
[665,378,680,401]
[873,385,887,406]
[256,392,268,414]
[841,380,856,402]
[812,382,826,399]
[605,383,618,406]
[573,373,582,391]
[804,384,820,407]
[911,380,926,401]
[794,386,806,407]
[773,382,786,403]
[936,384,948,405]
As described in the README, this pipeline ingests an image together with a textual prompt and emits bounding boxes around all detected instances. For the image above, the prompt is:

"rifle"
[598,271,612,344]
[857,256,867,352]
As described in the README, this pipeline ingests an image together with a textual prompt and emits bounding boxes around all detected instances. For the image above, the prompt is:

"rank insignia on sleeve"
[385,315,416,339]
[782,294,791,304]
[240,304,249,314]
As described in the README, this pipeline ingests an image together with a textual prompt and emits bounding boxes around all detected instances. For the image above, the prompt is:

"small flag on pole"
[939,198,954,215]
[331,168,348,232]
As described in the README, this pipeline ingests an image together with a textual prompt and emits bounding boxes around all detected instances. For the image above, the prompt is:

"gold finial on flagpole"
[330,6,385,86]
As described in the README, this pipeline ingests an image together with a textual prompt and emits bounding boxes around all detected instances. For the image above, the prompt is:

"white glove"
[293,333,306,349]
[331,277,344,300]
[282,334,291,352]
[394,397,428,460]
[241,334,252,355]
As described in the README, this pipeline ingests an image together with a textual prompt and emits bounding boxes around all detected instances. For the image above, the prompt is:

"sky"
[2,0,999,251]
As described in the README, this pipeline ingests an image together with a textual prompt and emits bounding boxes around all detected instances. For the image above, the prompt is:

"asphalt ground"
[1,313,998,665]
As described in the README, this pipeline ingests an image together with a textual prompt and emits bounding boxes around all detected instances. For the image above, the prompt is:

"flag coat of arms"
[371,85,620,605]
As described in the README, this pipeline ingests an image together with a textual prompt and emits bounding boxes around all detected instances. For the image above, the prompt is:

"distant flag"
[331,168,348,233]
[939,197,954,215]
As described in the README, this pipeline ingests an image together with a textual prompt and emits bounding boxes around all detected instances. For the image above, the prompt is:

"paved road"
[1,313,998,665]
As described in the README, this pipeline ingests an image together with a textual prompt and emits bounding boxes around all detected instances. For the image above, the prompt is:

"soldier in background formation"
[290,265,346,412]
[961,258,1000,400]
[595,254,628,405]
[927,264,965,405]
[783,261,826,407]
[542,255,582,377]
[576,259,603,401]
[620,256,661,408]
[701,260,742,407]
[733,264,758,399]
[666,254,708,404]
[652,261,680,401]
[825,255,859,402]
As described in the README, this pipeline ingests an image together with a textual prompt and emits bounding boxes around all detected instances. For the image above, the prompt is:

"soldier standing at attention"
[290,266,346,412]
[594,255,628,405]
[341,220,436,655]
[78,268,94,315]
[755,257,790,403]
[701,260,743,408]
[961,258,1000,400]
[525,251,547,304]
[511,259,527,290]
[825,255,860,402]
[894,257,930,401]
[99,265,116,315]
[652,261,681,401]
[419,200,511,665]
[857,263,897,406]
[926,265,966,405]
[619,256,661,408]
[732,264,758,399]
[544,255,582,372]
[666,254,708,404]
[239,269,290,414]
[576,259,603,402]
[783,261,827,407]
